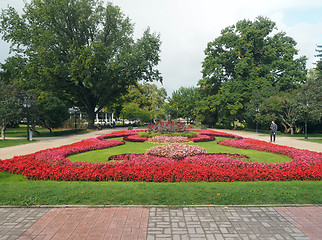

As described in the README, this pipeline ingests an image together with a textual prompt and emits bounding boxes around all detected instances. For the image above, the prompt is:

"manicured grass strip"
[68,137,292,164]
[0,139,34,148]
[299,139,322,144]
[0,172,320,206]
[5,126,90,138]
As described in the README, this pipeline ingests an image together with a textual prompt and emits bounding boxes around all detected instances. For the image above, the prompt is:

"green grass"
[0,139,34,148]
[5,126,90,138]
[279,133,322,138]
[0,172,321,205]
[68,137,292,164]
[298,139,322,144]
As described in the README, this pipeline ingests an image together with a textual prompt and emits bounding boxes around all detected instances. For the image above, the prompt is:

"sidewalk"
[0,128,121,160]
[0,206,321,240]
[0,128,321,239]
[211,129,321,153]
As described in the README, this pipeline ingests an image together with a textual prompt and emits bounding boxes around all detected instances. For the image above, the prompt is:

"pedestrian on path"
[270,121,278,142]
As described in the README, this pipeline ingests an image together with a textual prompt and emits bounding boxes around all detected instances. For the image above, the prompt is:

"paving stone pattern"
[0,206,319,240]
[147,207,311,240]
[0,208,49,240]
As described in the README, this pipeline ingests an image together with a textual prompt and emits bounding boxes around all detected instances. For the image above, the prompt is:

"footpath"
[0,128,321,240]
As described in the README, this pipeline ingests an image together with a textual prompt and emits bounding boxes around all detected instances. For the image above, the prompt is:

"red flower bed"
[0,130,321,182]
[123,134,148,142]
[97,130,137,140]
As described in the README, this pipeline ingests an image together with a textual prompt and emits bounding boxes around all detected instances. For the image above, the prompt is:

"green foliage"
[0,81,22,140]
[199,16,307,127]
[37,92,69,132]
[0,0,162,128]
[121,102,152,123]
[122,83,167,121]
[167,87,200,122]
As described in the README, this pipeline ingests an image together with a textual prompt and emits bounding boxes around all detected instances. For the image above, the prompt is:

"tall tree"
[167,87,200,123]
[0,0,162,128]
[199,16,307,127]
[122,83,167,121]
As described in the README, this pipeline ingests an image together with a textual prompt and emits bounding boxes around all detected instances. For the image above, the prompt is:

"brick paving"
[16,208,149,240]
[0,206,321,240]
[275,207,322,240]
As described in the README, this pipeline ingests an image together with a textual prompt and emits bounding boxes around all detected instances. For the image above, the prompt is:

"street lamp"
[73,106,78,129]
[255,107,259,133]
[304,100,309,140]
[69,107,79,129]
[23,100,32,141]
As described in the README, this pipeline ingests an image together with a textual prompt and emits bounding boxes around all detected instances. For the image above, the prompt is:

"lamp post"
[23,100,32,141]
[304,100,309,140]
[255,107,259,133]
[69,107,79,129]
[73,106,78,129]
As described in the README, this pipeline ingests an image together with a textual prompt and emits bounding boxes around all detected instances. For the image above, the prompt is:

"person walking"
[270,121,278,142]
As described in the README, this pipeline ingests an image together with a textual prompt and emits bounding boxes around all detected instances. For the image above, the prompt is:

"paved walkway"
[211,129,321,153]
[0,206,321,240]
[0,128,321,239]
[0,128,121,160]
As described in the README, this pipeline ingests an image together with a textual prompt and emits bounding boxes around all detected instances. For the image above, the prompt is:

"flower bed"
[147,135,189,143]
[0,130,321,182]
[146,144,207,159]
[97,130,137,140]
[123,134,148,142]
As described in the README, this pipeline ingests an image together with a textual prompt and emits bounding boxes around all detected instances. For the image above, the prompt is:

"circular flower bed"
[146,144,207,159]
[147,136,189,143]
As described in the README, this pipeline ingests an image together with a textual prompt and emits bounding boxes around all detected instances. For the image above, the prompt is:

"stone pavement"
[0,206,321,240]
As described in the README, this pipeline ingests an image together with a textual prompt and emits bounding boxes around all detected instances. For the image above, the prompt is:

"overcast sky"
[1,0,322,95]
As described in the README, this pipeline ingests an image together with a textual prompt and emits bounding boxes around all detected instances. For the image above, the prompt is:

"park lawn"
[5,126,90,138]
[67,137,292,164]
[299,139,322,144]
[0,172,321,206]
[0,139,34,148]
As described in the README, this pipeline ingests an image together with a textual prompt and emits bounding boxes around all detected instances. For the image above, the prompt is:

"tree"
[122,83,167,121]
[0,81,22,140]
[167,87,200,123]
[199,16,307,127]
[121,102,151,124]
[37,92,70,133]
[0,0,162,128]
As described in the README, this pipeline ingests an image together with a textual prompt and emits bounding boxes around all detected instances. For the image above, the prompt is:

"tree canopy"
[0,0,162,128]
[198,16,307,127]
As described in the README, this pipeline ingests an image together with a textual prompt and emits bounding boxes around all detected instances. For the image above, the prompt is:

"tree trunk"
[280,121,288,133]
[1,126,5,140]
[87,108,96,129]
